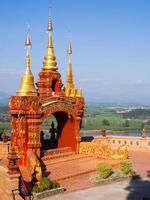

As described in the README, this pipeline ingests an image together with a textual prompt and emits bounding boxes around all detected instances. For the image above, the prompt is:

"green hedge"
[97,162,113,179]
[32,177,60,193]
[120,161,132,175]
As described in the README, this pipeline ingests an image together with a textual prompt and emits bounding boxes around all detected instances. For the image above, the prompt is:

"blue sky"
[0,0,150,103]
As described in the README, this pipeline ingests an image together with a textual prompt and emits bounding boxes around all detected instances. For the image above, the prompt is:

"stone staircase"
[41,147,100,182]
[42,147,87,166]
[42,147,76,162]
[42,147,120,183]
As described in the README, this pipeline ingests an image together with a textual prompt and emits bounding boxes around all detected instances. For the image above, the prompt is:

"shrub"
[40,177,53,190]
[0,128,4,135]
[97,162,113,179]
[32,185,43,193]
[32,177,61,194]
[32,185,39,193]
[52,182,60,189]
[120,161,132,175]
[38,185,44,193]
[130,169,139,178]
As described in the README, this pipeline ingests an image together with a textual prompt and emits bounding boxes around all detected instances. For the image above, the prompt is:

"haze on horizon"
[0,0,150,104]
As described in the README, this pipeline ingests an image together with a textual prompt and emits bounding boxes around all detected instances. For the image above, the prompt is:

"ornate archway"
[41,97,80,151]
[9,95,84,165]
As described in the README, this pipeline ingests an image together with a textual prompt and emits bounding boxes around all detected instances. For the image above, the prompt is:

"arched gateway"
[9,16,84,166]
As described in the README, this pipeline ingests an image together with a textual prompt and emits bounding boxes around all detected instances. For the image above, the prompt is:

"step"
[42,151,75,161]
[48,157,97,182]
[53,168,96,182]
[43,147,73,157]
[43,154,87,165]
[47,157,120,182]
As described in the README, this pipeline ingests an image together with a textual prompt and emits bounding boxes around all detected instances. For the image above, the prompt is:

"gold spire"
[66,41,73,84]
[16,31,37,96]
[65,41,77,97]
[42,16,57,70]
[65,41,83,98]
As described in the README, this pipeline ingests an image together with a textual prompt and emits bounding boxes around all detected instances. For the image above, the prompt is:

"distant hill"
[85,101,150,108]
[0,91,9,106]
[122,108,150,119]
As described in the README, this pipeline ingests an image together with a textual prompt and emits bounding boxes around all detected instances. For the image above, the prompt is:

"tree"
[123,120,130,127]
[140,122,145,129]
[102,119,110,126]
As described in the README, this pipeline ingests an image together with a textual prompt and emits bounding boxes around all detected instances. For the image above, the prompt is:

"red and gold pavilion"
[9,16,84,166]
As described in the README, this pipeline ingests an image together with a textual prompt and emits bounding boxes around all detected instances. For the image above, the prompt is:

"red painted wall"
[54,112,77,151]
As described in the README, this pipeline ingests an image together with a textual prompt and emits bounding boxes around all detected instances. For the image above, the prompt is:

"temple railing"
[81,130,150,150]
[92,136,150,150]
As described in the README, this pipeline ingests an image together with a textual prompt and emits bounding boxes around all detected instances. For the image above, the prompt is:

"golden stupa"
[65,41,82,97]
[42,16,57,70]
[16,32,37,96]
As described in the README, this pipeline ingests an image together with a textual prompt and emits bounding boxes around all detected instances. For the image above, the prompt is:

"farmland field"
[1,105,150,133]
[81,106,150,132]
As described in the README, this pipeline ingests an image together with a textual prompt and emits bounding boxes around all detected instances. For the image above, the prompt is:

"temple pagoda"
[9,15,85,166]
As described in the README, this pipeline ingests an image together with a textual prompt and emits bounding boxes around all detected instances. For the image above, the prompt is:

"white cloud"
[128,79,150,86]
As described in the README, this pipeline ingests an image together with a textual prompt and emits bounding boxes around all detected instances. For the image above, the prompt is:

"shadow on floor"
[125,172,150,200]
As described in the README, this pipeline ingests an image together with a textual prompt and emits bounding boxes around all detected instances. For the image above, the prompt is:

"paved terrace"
[43,149,150,200]
[0,149,150,200]
[43,178,150,200]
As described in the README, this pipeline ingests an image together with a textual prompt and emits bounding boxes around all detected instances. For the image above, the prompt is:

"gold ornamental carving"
[9,96,40,113]
[79,142,128,160]
[41,99,75,119]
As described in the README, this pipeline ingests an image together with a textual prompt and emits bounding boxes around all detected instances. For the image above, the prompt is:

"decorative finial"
[67,41,72,65]
[42,11,57,70]
[66,40,73,82]
[25,32,31,47]
[25,25,31,72]
[16,25,37,96]
[47,7,53,32]
[47,17,53,32]
[67,41,72,55]
[25,23,31,47]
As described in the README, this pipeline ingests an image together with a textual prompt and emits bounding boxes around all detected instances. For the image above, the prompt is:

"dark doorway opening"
[41,115,58,151]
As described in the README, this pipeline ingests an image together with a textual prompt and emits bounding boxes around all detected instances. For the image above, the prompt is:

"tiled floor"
[128,149,150,177]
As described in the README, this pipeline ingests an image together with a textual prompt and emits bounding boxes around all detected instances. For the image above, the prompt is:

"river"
[80,132,150,137]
